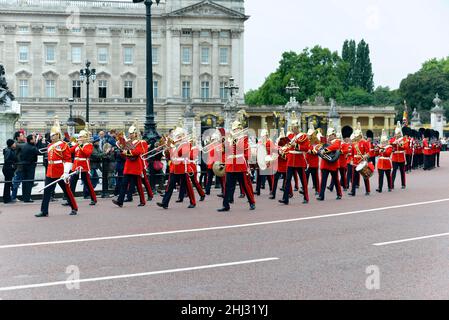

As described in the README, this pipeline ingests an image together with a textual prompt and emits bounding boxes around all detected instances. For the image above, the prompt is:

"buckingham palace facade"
[0,0,247,133]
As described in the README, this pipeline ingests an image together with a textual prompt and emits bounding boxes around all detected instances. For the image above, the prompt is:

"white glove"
[64,162,72,175]
[61,172,70,182]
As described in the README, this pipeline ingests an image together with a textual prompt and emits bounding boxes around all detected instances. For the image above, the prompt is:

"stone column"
[192,30,200,100]
[352,116,358,128]
[384,116,389,132]
[211,30,219,99]
[261,115,267,130]
[231,30,242,100]
[368,116,374,130]
[171,28,181,98]
[390,117,395,133]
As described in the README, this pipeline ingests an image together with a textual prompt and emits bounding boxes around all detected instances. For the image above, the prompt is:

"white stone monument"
[328,98,341,129]
[430,94,444,138]
[410,108,422,130]
[0,65,20,149]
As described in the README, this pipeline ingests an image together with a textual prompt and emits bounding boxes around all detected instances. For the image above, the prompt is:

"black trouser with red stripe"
[222,172,255,210]
[351,166,371,195]
[283,167,308,203]
[163,173,195,206]
[306,167,320,193]
[179,173,205,201]
[271,172,291,199]
[347,164,353,190]
[329,167,347,192]
[319,169,342,199]
[117,174,145,205]
[70,171,97,203]
[256,170,274,195]
[205,169,224,195]
[41,177,78,214]
[378,169,392,192]
[392,162,406,188]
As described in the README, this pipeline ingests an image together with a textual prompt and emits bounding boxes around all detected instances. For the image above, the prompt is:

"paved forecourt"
[0,154,448,299]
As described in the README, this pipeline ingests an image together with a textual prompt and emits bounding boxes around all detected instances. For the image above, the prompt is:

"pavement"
[0,154,448,300]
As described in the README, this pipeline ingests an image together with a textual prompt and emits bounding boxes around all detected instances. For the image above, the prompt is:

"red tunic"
[286,133,310,168]
[351,140,370,166]
[306,144,320,168]
[368,140,377,158]
[339,142,351,169]
[188,146,200,174]
[389,137,409,162]
[225,136,249,173]
[170,142,191,175]
[376,145,393,170]
[206,144,224,169]
[71,143,93,173]
[123,140,144,175]
[47,141,72,179]
[320,138,341,172]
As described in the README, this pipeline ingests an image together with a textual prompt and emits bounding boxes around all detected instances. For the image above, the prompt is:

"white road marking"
[373,232,449,246]
[1,197,449,250]
[0,257,279,292]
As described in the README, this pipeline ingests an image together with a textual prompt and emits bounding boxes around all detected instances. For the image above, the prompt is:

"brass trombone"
[38,147,48,154]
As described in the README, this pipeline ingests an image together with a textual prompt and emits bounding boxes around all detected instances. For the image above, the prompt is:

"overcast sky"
[244,0,449,92]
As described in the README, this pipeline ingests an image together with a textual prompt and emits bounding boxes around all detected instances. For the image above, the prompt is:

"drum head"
[257,144,267,170]
[356,161,367,171]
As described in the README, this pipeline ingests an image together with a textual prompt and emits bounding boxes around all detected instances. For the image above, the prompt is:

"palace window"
[182,81,191,100]
[220,81,228,101]
[182,47,191,64]
[72,80,81,98]
[18,45,29,62]
[152,47,159,65]
[98,47,108,64]
[71,46,82,63]
[45,26,56,33]
[153,80,158,99]
[98,80,107,98]
[201,47,210,64]
[18,26,29,33]
[219,47,229,65]
[124,80,133,99]
[45,80,56,98]
[124,47,134,64]
[45,45,56,63]
[19,80,29,98]
[201,81,210,99]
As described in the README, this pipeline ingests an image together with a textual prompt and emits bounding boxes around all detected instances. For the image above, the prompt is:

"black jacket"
[2,147,17,172]
[19,142,39,166]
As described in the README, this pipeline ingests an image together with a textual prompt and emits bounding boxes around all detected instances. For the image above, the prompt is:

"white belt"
[379,157,391,160]
[48,160,63,164]
[394,151,405,154]
[173,157,188,162]
[289,151,305,155]
[75,157,88,161]
[227,154,245,159]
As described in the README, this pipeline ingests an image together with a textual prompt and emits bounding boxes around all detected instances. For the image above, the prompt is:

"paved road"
[0,154,448,300]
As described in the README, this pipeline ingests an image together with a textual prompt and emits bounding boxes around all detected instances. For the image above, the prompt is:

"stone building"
[0,0,247,133]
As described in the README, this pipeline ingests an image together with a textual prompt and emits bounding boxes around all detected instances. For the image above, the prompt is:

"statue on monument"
[0,65,16,105]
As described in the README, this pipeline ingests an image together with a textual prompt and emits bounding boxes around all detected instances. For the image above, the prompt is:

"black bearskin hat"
[366,130,374,139]
[424,129,431,138]
[341,126,353,139]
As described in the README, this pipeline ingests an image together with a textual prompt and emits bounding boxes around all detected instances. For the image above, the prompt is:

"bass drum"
[256,144,268,170]
[356,161,374,179]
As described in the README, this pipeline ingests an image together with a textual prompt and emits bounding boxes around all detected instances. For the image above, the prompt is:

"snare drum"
[356,161,374,179]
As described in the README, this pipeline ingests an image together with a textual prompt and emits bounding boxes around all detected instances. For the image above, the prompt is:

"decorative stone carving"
[0,65,20,149]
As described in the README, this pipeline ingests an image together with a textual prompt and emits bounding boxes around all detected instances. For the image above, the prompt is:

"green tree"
[354,39,374,92]
[340,87,374,106]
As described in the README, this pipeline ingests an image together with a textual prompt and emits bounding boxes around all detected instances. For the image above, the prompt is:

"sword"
[38,167,81,193]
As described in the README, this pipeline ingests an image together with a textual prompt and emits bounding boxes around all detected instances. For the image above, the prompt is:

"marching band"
[34,114,443,218]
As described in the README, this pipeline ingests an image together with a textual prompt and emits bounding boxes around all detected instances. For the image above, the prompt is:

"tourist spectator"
[20,134,39,203]
[2,139,17,204]
[11,131,26,202]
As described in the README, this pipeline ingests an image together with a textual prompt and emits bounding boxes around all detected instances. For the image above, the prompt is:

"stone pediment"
[15,69,32,78]
[167,0,248,19]
[121,71,137,78]
[42,70,59,78]
[96,71,111,78]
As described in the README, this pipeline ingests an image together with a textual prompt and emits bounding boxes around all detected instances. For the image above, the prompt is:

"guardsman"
[366,130,376,166]
[217,120,255,212]
[375,129,393,193]
[328,126,349,193]
[316,125,342,201]
[137,138,154,201]
[35,116,78,217]
[270,129,292,200]
[178,133,206,203]
[204,130,225,196]
[65,125,97,206]
[255,129,275,196]
[278,113,310,205]
[348,123,371,196]
[306,123,321,196]
[112,120,146,208]
[390,122,409,188]
[157,127,196,209]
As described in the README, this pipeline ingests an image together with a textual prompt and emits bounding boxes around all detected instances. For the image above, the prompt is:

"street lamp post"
[79,60,96,124]
[66,98,76,137]
[133,0,160,143]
